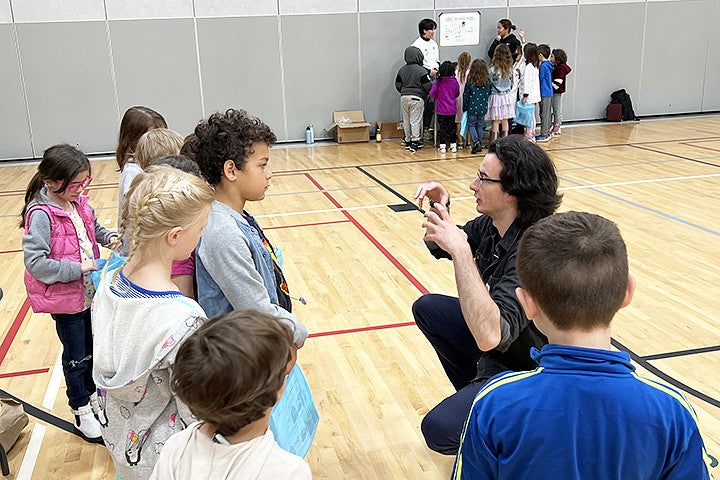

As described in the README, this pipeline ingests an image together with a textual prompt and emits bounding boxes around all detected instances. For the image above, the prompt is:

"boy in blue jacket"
[535,44,554,142]
[453,211,713,480]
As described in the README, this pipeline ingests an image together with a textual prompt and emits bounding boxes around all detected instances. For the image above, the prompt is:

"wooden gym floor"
[0,116,719,479]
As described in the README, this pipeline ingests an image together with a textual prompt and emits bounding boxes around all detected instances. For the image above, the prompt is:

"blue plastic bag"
[459,111,468,137]
[269,364,319,458]
[515,101,534,128]
[90,251,127,289]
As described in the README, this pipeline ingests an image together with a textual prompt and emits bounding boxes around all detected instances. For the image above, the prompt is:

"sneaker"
[415,142,424,150]
[450,143,457,153]
[471,142,482,154]
[535,135,550,142]
[73,403,104,444]
[525,135,536,143]
[406,142,417,153]
[438,144,446,153]
[552,124,561,135]
[401,139,410,148]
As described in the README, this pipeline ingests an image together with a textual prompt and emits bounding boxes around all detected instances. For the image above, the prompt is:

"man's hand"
[414,181,450,212]
[422,202,469,258]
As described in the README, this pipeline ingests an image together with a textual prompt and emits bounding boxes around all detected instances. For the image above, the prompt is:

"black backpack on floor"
[610,89,640,121]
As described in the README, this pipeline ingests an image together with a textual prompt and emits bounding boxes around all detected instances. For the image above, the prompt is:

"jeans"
[467,115,483,145]
[52,309,95,409]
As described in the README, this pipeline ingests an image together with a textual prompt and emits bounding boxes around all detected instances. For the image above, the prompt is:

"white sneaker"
[439,144,446,153]
[73,403,104,444]
[450,143,457,153]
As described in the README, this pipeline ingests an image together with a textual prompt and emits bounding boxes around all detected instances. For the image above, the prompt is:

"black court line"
[630,144,720,168]
[0,388,78,436]
[355,166,420,212]
[642,345,720,361]
[611,338,720,409]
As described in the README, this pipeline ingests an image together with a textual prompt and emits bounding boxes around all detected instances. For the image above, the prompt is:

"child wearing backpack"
[396,46,433,153]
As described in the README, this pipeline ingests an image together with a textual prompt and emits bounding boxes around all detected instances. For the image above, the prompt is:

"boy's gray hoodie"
[395,46,432,99]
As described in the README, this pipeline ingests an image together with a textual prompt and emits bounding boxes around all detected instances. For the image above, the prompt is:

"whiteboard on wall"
[438,11,480,47]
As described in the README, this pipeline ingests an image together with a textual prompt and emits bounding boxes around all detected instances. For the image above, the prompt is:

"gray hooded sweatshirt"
[395,46,432,100]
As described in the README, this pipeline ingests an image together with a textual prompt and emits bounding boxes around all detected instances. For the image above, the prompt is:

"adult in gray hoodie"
[395,46,432,152]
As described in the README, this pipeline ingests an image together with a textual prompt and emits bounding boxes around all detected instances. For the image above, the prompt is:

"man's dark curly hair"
[487,135,562,228]
[193,109,277,185]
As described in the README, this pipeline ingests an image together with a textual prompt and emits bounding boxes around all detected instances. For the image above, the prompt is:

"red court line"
[679,142,720,153]
[0,249,22,255]
[309,321,416,338]
[0,367,49,379]
[0,297,31,364]
[304,173,429,295]
[264,219,351,231]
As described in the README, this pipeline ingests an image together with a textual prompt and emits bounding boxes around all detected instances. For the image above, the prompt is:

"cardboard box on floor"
[377,121,404,139]
[326,110,371,143]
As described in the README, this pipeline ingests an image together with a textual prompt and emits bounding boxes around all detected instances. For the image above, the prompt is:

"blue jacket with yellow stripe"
[452,344,713,480]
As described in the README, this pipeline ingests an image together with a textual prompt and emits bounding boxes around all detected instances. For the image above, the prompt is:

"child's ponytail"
[19,144,91,228]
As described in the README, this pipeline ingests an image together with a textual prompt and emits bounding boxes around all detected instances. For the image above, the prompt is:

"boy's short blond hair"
[135,128,184,169]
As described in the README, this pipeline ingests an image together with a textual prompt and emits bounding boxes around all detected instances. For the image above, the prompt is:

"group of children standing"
[396,18,572,152]
[21,107,310,479]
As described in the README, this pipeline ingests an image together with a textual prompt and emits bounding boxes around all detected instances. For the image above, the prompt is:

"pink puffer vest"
[23,196,100,314]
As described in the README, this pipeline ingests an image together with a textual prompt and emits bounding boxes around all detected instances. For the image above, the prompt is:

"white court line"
[255,172,720,220]
[16,352,64,480]
[560,173,720,191]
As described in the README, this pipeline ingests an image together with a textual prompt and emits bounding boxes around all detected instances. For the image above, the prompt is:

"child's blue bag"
[90,251,127,289]
[514,101,534,128]
[459,111,468,137]
[269,364,319,458]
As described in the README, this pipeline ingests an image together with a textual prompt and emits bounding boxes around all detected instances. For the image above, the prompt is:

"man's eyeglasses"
[476,169,501,184]
[59,175,93,193]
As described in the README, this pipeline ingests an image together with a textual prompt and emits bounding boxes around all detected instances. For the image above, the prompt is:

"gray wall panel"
[575,3,644,120]
[510,5,577,122]
[196,17,286,140]
[0,25,32,159]
[360,11,433,127]
[0,0,12,24]
[702,0,720,110]
[282,14,360,141]
[639,0,709,115]
[16,21,116,155]
[105,0,193,20]
[110,19,203,137]
[11,0,105,23]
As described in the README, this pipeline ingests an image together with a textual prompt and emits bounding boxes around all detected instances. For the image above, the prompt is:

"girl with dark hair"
[488,19,521,60]
[20,144,118,444]
[430,61,461,153]
[520,43,541,142]
[455,51,472,148]
[551,48,572,135]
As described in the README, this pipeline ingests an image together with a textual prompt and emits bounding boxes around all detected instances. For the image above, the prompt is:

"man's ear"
[166,226,183,246]
[222,159,237,181]
[619,273,636,309]
[516,286,540,320]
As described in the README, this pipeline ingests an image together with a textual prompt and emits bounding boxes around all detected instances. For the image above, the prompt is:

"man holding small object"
[412,135,562,455]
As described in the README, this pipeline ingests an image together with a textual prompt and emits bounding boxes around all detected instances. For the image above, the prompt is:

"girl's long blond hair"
[120,165,214,262]
[456,51,471,84]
